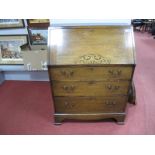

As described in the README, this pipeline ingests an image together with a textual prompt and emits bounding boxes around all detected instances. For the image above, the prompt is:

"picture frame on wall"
[28,28,48,45]
[27,19,50,28]
[0,35,28,64]
[0,19,25,29]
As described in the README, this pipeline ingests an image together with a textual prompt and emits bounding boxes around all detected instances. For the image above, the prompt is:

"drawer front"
[49,66,133,81]
[54,96,127,113]
[52,81,130,96]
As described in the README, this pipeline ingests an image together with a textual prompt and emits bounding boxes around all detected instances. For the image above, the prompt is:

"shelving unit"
[0,19,49,81]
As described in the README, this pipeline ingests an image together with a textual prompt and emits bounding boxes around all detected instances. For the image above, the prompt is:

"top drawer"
[48,66,134,81]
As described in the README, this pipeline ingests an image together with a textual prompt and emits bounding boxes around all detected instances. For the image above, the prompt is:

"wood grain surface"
[48,26,135,65]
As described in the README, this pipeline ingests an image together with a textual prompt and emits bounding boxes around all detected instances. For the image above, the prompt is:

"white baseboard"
[4,71,49,81]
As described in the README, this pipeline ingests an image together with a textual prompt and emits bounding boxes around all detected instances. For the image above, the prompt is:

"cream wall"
[51,19,131,26]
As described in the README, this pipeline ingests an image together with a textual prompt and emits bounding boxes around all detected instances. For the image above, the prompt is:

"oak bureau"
[48,26,136,125]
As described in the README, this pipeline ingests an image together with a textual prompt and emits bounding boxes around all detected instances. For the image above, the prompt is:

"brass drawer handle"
[63,85,75,92]
[106,85,120,90]
[105,101,116,105]
[61,70,74,77]
[64,101,75,108]
[108,69,122,76]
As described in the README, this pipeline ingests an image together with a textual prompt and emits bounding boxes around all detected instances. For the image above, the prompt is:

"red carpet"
[0,31,155,134]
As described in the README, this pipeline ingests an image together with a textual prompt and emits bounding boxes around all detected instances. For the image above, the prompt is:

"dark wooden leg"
[54,116,64,125]
[128,82,136,104]
[115,115,125,125]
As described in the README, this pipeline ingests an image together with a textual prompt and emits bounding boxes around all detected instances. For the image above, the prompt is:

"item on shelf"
[22,50,48,71]
[0,19,25,29]
[28,28,48,45]
[0,35,28,64]
[48,26,136,125]
[30,45,47,51]
[27,19,50,28]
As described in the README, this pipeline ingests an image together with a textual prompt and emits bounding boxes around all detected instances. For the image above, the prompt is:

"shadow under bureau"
[48,26,136,125]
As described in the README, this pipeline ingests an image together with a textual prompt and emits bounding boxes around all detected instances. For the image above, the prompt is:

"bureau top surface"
[48,26,136,65]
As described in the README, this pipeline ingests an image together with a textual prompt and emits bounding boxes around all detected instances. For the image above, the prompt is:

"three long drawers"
[48,65,134,124]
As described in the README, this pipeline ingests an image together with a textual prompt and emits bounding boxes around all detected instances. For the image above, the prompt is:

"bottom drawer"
[54,96,128,113]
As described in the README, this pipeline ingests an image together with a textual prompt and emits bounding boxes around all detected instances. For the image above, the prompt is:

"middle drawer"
[52,81,130,96]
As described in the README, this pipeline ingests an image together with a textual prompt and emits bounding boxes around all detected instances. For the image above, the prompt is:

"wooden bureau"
[48,26,136,125]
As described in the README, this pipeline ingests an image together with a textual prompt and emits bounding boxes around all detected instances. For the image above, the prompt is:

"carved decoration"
[78,54,111,64]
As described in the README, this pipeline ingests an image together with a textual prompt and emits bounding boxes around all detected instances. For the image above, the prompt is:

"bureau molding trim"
[55,113,126,115]
[54,113,126,125]
[48,64,136,67]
